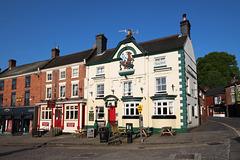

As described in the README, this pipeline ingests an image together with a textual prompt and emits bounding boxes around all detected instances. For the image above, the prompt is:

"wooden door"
[55,109,62,127]
[109,107,116,125]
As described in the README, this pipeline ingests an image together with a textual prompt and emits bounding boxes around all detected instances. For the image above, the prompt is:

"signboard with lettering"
[137,105,143,114]
[67,123,75,127]
[47,100,55,108]
[42,122,49,126]
[87,128,95,138]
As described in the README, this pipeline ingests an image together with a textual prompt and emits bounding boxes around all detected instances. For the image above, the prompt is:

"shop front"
[0,106,36,135]
[37,100,86,133]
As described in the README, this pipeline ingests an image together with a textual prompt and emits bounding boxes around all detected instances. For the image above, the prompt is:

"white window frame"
[65,105,78,120]
[97,66,105,75]
[59,68,66,80]
[72,66,79,78]
[46,84,52,100]
[155,77,166,94]
[123,81,132,96]
[71,81,79,98]
[154,56,166,67]
[59,82,66,99]
[97,106,105,121]
[123,102,140,116]
[153,100,174,115]
[41,106,52,120]
[96,84,104,98]
[46,71,52,82]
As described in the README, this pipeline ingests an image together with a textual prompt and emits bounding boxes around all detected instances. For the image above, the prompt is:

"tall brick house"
[35,46,92,133]
[0,59,51,134]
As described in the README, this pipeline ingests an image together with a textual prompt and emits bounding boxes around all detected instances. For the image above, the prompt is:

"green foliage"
[197,52,240,88]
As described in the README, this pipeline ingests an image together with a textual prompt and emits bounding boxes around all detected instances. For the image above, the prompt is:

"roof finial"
[183,14,187,21]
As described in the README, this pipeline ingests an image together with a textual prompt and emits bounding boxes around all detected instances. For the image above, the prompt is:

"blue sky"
[0,0,240,70]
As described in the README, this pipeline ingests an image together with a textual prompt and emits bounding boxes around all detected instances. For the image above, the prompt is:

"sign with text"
[137,105,143,114]
[67,123,75,127]
[47,100,55,108]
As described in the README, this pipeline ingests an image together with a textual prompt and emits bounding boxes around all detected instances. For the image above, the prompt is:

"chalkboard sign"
[89,112,94,121]
[87,128,95,138]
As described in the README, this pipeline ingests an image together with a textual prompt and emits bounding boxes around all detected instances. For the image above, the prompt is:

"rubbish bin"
[99,127,109,143]
[126,123,133,143]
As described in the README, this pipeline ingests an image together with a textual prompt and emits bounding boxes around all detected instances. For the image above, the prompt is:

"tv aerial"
[119,29,138,36]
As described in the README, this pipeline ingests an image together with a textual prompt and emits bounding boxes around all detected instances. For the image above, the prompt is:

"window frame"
[59,68,66,80]
[152,100,174,116]
[155,77,167,94]
[59,83,66,99]
[0,93,3,107]
[123,81,133,96]
[123,102,140,116]
[0,80,4,91]
[97,106,105,121]
[154,56,166,67]
[96,84,104,98]
[11,92,16,106]
[72,66,79,78]
[46,85,52,100]
[41,107,52,120]
[25,75,31,88]
[24,90,30,106]
[96,66,105,76]
[65,105,78,120]
[46,71,52,82]
[71,81,79,98]
[12,78,17,90]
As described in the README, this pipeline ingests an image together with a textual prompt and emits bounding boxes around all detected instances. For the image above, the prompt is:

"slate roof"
[44,49,93,69]
[206,86,225,97]
[0,60,50,78]
[86,34,187,65]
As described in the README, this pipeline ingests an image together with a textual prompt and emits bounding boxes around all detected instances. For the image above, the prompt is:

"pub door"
[108,107,116,125]
[55,109,62,127]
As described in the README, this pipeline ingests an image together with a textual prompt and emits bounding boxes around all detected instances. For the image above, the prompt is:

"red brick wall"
[0,74,41,107]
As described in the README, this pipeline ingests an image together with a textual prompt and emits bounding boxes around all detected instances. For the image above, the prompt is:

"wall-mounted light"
[111,89,115,95]
[171,84,175,91]
[90,91,93,96]
[140,87,143,93]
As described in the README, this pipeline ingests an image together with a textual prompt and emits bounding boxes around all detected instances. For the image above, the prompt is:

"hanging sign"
[47,100,55,108]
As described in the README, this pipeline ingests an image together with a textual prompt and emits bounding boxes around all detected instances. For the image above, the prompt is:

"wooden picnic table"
[159,126,176,136]
[73,129,87,138]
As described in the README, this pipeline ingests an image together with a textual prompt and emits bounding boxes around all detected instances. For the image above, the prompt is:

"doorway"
[108,107,116,125]
[55,108,62,127]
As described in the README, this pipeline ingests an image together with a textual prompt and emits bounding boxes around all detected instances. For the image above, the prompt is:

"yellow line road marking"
[67,144,209,150]
[210,120,240,136]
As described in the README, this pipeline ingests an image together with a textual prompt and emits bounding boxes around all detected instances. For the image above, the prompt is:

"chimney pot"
[51,46,60,58]
[180,14,191,39]
[183,14,187,21]
[9,59,16,69]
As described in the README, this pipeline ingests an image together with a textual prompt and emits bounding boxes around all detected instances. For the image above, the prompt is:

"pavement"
[0,119,238,149]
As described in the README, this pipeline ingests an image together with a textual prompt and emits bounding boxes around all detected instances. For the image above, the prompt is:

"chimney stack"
[9,59,16,69]
[51,45,60,58]
[180,14,191,39]
[96,34,107,55]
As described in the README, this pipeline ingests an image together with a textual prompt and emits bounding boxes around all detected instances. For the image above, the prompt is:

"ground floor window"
[42,107,52,120]
[123,102,140,116]
[97,106,104,121]
[66,105,78,119]
[153,100,174,115]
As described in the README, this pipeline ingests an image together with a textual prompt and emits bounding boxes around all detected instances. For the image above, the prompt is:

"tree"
[197,52,240,89]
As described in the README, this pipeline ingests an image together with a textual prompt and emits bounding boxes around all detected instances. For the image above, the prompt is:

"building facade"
[84,15,199,133]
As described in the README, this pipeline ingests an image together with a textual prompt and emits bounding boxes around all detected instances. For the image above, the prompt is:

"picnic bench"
[73,129,87,138]
[108,125,122,145]
[158,126,176,136]
[134,127,153,137]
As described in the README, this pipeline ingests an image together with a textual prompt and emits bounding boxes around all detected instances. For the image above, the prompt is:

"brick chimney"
[51,46,60,58]
[9,59,16,69]
[180,14,191,39]
[96,34,107,55]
